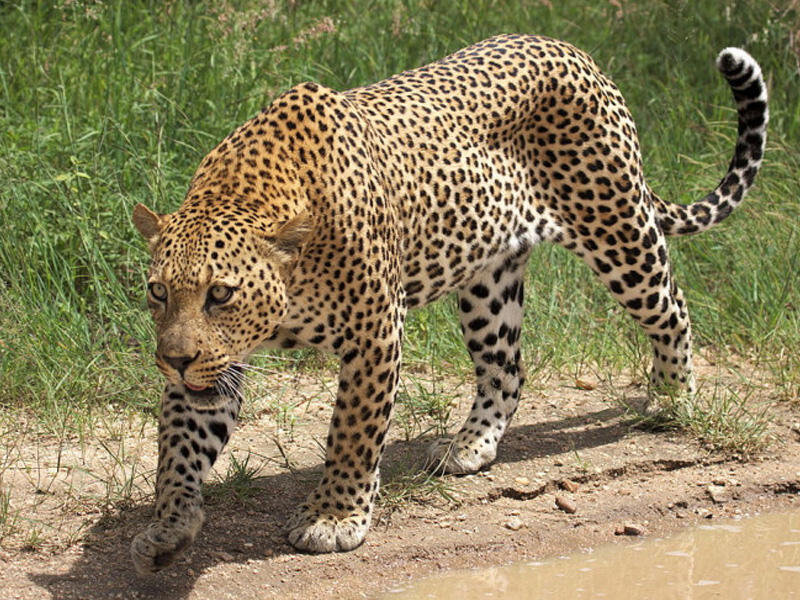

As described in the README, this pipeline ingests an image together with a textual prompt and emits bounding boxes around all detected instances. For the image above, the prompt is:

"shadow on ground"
[27,405,630,599]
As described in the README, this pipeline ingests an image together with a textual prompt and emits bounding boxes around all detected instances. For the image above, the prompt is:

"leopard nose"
[163,352,199,377]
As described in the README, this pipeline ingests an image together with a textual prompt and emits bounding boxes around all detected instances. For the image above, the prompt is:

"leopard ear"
[132,203,164,241]
[273,210,313,258]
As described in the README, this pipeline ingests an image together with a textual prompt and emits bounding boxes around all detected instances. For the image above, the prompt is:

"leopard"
[130,34,767,574]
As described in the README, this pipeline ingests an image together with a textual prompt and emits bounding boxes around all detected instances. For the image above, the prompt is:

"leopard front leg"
[287,335,402,553]
[132,383,240,574]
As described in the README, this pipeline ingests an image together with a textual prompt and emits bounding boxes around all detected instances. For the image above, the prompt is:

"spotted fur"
[130,35,767,573]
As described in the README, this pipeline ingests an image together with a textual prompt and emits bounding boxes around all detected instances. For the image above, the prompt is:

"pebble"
[615,523,644,536]
[560,479,580,493]
[514,476,531,486]
[555,496,577,514]
[707,484,730,504]
[504,517,525,531]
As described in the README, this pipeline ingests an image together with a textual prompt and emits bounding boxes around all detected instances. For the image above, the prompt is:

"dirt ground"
[1,359,799,599]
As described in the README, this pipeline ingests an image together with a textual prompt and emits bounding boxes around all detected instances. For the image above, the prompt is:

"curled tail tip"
[716,47,756,75]
[716,48,767,100]
[717,47,768,132]
[656,47,768,237]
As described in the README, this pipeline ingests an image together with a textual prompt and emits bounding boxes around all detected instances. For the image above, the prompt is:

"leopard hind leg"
[427,248,530,474]
[564,208,696,412]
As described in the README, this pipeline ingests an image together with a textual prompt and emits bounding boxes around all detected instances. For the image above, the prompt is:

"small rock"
[210,550,234,561]
[555,496,577,514]
[615,523,644,536]
[514,476,531,486]
[560,479,580,493]
[504,517,525,531]
[707,485,730,504]
[625,524,644,535]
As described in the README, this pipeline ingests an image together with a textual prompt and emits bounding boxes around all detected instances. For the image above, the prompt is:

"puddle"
[379,511,800,599]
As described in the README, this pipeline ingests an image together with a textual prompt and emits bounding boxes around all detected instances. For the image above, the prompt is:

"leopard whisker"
[220,369,245,400]
[231,361,278,377]
[215,376,233,399]
[246,353,300,363]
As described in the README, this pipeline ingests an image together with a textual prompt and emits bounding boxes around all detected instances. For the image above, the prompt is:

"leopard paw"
[643,375,696,417]
[286,506,370,553]
[131,518,201,575]
[426,436,495,474]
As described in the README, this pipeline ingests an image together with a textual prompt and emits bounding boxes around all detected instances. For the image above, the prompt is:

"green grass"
[204,452,265,505]
[394,373,464,441]
[0,0,798,436]
[378,460,458,512]
[617,374,775,457]
[0,487,18,543]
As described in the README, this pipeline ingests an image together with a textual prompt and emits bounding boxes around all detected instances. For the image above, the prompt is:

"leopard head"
[132,199,311,401]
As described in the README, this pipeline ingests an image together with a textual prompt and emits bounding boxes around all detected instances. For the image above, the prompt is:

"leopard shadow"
[26,405,629,599]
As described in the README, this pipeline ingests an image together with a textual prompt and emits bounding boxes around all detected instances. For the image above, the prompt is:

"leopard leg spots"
[428,254,528,474]
[287,332,403,553]
[642,277,695,410]
[572,213,695,412]
[131,383,240,574]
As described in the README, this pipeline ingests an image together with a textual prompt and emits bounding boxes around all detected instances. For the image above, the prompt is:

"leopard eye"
[208,285,234,304]
[148,282,167,302]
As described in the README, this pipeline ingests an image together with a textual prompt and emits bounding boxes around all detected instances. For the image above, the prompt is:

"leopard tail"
[651,47,768,236]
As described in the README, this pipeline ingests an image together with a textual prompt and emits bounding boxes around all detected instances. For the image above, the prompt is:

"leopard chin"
[182,365,245,406]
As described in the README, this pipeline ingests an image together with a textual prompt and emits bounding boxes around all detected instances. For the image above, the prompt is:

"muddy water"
[379,511,800,599]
